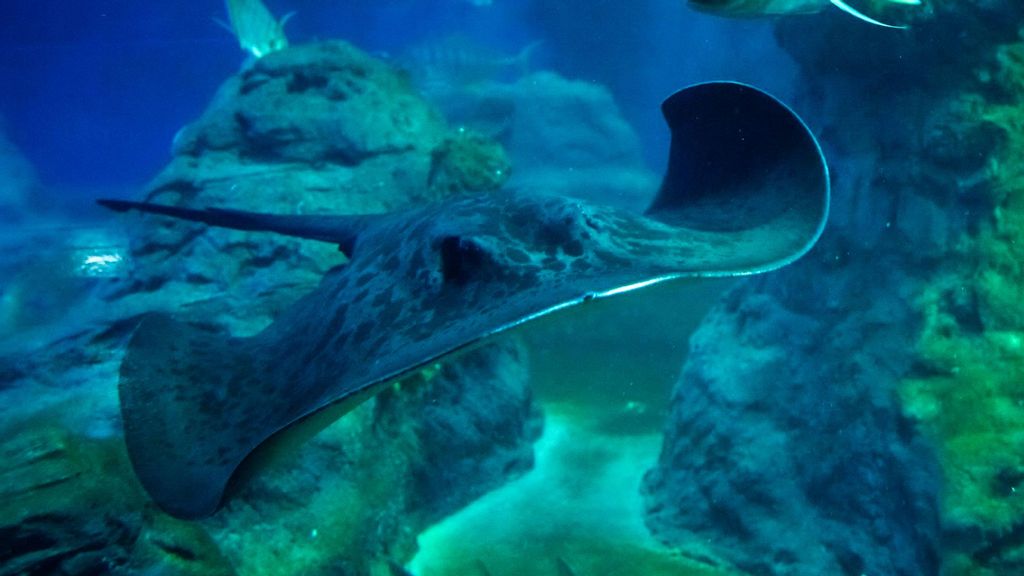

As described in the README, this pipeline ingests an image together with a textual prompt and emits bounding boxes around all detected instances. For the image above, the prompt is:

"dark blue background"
[0,0,793,201]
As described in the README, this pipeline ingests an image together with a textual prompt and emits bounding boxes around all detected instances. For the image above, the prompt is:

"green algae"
[130,514,236,576]
[0,418,143,524]
[902,283,1024,531]
[428,129,510,197]
[0,410,237,575]
[898,39,1024,572]
[204,397,420,576]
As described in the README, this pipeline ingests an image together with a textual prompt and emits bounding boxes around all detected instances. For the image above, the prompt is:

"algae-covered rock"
[129,514,236,576]
[427,130,510,196]
[902,282,1024,533]
[173,41,443,164]
[0,38,541,576]
[121,40,508,307]
[425,71,658,211]
[203,340,538,576]
[397,339,540,525]
[0,339,538,576]
[635,4,1024,574]
[894,36,1024,573]
[642,277,941,576]
[0,415,239,576]
[0,420,142,576]
[751,3,1024,574]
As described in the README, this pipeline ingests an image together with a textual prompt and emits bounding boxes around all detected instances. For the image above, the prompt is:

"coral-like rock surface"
[644,2,1024,575]
[124,40,508,311]
[427,71,658,211]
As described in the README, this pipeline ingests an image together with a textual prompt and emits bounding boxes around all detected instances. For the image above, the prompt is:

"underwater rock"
[0,418,239,576]
[775,1,1024,89]
[428,71,658,211]
[638,4,1024,575]
[202,340,537,576]
[397,340,540,525]
[771,0,1024,257]
[427,130,510,196]
[501,72,657,210]
[172,41,445,166]
[0,421,141,576]
[124,40,508,305]
[773,3,1024,573]
[3,39,541,576]
[896,38,1024,573]
[0,335,537,576]
[642,266,942,575]
[128,514,236,576]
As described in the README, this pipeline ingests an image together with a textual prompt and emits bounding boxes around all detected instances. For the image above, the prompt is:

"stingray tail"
[98,198,376,257]
[118,313,269,519]
[646,81,829,268]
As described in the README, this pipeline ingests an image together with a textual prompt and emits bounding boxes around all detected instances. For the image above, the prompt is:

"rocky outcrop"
[0,40,541,576]
[203,340,539,576]
[119,40,509,307]
[643,267,941,575]
[424,71,659,211]
[0,420,236,576]
[0,337,538,576]
[643,3,1024,575]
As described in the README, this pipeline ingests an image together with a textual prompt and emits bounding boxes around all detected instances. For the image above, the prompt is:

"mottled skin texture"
[104,82,830,519]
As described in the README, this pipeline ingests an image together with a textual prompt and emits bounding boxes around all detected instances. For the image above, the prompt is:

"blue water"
[5,1,1005,575]
[1,0,792,201]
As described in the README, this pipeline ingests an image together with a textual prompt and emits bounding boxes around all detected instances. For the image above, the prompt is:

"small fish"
[687,0,920,28]
[219,0,294,58]
[398,36,543,92]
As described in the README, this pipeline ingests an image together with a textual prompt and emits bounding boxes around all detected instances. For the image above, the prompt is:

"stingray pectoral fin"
[648,81,829,273]
[119,313,341,519]
[118,314,252,518]
[97,199,377,257]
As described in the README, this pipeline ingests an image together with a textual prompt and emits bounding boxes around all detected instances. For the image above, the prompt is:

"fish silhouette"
[219,0,293,58]
[687,0,919,28]
[99,82,829,519]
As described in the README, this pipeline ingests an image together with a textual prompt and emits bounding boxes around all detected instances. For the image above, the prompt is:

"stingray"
[99,81,829,520]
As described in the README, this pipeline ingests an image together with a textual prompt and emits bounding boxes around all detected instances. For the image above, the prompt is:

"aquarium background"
[1,0,1023,575]
[0,0,792,204]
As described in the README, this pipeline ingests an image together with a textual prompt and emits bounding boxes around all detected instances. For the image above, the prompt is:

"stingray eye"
[439,235,489,285]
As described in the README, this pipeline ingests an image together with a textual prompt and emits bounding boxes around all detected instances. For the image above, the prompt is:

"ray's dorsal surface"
[101,82,830,519]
